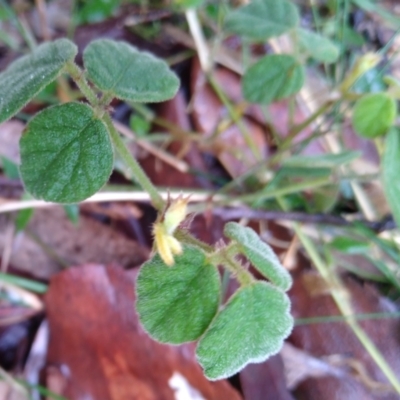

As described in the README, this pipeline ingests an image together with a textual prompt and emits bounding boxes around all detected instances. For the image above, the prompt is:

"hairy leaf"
[20,102,113,203]
[136,245,220,344]
[296,28,339,63]
[352,93,397,138]
[83,39,180,103]
[243,55,304,104]
[197,282,293,380]
[0,39,77,123]
[224,0,299,41]
[224,222,292,291]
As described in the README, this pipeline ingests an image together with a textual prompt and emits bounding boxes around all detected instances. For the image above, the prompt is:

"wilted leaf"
[136,245,220,344]
[224,222,292,291]
[197,282,293,380]
[20,102,113,203]
[224,0,299,41]
[352,93,397,138]
[83,39,180,103]
[243,55,304,104]
[0,39,77,123]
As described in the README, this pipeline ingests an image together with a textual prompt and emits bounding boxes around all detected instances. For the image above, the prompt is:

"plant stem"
[231,176,332,204]
[295,225,400,394]
[209,243,254,286]
[208,74,262,161]
[103,113,165,211]
[65,61,99,107]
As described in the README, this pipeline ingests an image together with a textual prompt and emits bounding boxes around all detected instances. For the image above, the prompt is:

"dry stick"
[185,8,262,161]
[113,119,189,173]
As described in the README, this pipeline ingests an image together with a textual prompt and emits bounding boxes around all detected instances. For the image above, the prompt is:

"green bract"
[83,39,180,103]
[196,282,293,380]
[352,93,397,138]
[136,246,221,344]
[224,0,299,41]
[296,28,339,64]
[0,38,77,123]
[383,128,400,228]
[19,102,113,203]
[224,222,292,291]
[243,55,304,104]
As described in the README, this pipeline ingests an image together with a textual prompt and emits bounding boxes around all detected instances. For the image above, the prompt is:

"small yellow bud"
[153,194,190,266]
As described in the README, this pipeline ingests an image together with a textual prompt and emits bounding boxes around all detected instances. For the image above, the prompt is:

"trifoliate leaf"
[224,0,299,41]
[352,93,397,138]
[224,222,292,291]
[83,39,180,103]
[196,282,293,380]
[136,245,220,344]
[20,102,113,203]
[0,39,77,123]
[243,54,304,104]
[296,28,339,63]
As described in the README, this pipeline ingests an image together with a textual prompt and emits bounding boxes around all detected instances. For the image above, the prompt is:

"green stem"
[208,75,262,161]
[209,243,254,286]
[295,225,400,394]
[231,176,332,204]
[65,61,100,107]
[103,113,165,211]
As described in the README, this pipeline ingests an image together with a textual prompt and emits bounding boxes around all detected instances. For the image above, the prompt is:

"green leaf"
[330,236,370,254]
[352,93,397,138]
[15,208,34,231]
[224,0,299,41]
[19,102,113,203]
[243,55,304,104]
[136,245,220,344]
[0,39,77,123]
[196,282,293,380]
[296,28,339,64]
[224,222,292,291]
[383,128,400,228]
[283,151,360,168]
[83,39,180,103]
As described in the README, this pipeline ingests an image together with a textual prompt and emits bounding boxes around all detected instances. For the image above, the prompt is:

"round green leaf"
[296,28,339,64]
[383,128,400,228]
[352,93,397,138]
[136,245,220,344]
[0,39,77,123]
[20,102,113,203]
[224,0,299,41]
[83,39,180,103]
[196,282,293,380]
[224,222,292,291]
[243,55,304,104]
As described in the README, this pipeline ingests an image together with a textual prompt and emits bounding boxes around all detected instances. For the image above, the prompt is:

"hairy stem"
[103,113,165,211]
[65,61,99,106]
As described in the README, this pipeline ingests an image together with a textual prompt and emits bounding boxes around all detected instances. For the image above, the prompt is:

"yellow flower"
[153,194,190,266]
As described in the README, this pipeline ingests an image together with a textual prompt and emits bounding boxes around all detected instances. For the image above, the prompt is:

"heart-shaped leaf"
[383,128,400,228]
[20,102,113,203]
[83,39,180,103]
[352,92,397,138]
[136,245,220,344]
[0,39,77,123]
[243,54,304,104]
[296,28,339,64]
[224,222,292,291]
[224,0,299,41]
[196,282,293,380]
